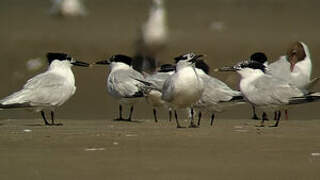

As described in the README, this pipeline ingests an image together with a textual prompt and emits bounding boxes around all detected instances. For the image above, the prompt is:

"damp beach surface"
[0,118,320,180]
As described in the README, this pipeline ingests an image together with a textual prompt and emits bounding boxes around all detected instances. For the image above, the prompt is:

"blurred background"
[0,0,320,120]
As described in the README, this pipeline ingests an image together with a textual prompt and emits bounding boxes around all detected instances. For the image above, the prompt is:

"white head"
[219,60,267,79]
[174,52,203,71]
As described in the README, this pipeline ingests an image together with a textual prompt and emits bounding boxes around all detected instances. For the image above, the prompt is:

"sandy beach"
[1,118,320,180]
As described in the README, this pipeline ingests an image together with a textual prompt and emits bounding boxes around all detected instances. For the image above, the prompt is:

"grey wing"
[108,69,145,98]
[145,72,171,90]
[198,75,241,105]
[1,72,75,107]
[161,76,175,102]
[250,75,304,105]
[207,76,240,98]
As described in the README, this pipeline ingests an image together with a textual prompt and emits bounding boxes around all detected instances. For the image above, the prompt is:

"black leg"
[270,111,281,127]
[210,113,215,126]
[197,112,202,127]
[175,110,184,128]
[115,105,125,121]
[153,108,158,123]
[189,108,197,128]
[263,112,269,121]
[251,105,259,120]
[41,111,50,126]
[127,105,134,121]
[169,109,172,122]
[273,111,278,120]
[51,111,63,126]
[259,112,268,127]
[285,109,288,120]
[119,105,122,119]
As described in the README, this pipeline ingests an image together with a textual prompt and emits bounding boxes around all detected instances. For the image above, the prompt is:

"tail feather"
[229,95,245,102]
[134,78,154,87]
[132,77,161,91]
[124,91,145,98]
[0,102,32,109]
[219,95,246,103]
[289,93,320,104]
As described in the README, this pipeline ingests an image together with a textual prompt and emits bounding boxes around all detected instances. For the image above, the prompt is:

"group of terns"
[0,41,319,128]
[2,0,319,128]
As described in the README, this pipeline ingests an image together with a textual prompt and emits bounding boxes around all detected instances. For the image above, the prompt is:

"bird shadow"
[113,119,143,123]
[23,124,46,127]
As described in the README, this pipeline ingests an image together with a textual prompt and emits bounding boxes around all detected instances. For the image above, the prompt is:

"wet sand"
[1,118,320,180]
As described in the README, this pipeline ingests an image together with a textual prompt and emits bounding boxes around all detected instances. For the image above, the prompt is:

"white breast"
[170,67,204,108]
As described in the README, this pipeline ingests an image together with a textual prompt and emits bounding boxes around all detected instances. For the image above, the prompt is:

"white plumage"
[161,53,204,128]
[95,55,146,121]
[50,0,87,17]
[0,52,89,125]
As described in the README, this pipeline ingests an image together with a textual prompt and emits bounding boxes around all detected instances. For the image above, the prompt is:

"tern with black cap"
[144,64,175,122]
[191,59,245,127]
[95,54,147,121]
[218,60,320,127]
[0,52,89,126]
[162,52,204,128]
[249,42,317,120]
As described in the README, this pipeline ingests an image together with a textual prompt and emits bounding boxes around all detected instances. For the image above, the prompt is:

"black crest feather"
[110,54,133,66]
[250,52,268,64]
[46,52,71,64]
[195,59,210,74]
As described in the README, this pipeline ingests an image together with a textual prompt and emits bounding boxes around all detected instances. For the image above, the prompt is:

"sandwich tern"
[162,52,204,128]
[248,52,269,120]
[94,55,146,121]
[144,64,175,122]
[219,60,320,127]
[191,60,244,127]
[250,42,317,120]
[136,53,204,127]
[0,52,89,126]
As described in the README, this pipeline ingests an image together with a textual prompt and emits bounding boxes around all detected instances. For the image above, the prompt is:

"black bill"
[71,60,90,67]
[95,60,110,65]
